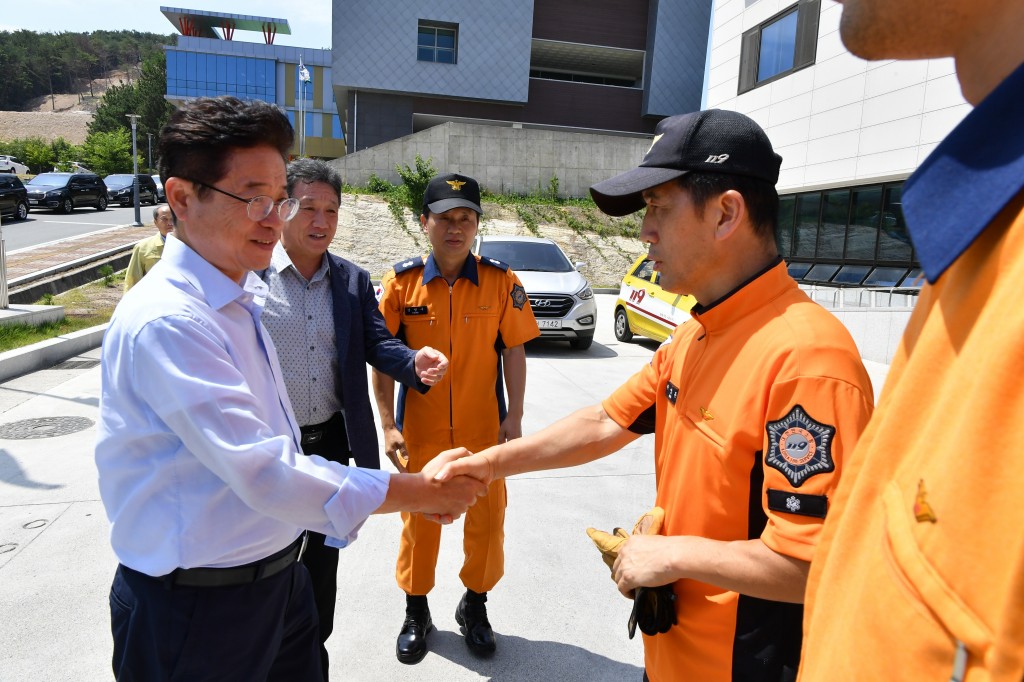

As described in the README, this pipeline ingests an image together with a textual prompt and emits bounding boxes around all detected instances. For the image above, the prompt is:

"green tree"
[136,51,173,138]
[80,129,138,176]
[21,137,55,174]
[88,82,138,135]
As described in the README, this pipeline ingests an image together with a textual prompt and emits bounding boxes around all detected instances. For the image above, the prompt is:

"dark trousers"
[109,561,320,682]
[300,412,351,682]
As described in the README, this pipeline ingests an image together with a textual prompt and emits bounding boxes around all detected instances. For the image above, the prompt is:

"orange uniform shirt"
[603,261,874,682]
[800,190,1024,682]
[378,253,539,451]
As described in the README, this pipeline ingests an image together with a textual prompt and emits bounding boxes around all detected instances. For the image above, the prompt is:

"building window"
[778,180,918,287]
[738,0,820,94]
[417,21,458,64]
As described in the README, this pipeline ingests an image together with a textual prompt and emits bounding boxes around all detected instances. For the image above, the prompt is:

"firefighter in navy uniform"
[372,173,539,664]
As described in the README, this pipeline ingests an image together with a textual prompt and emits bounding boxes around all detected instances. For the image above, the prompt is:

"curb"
[0,323,108,383]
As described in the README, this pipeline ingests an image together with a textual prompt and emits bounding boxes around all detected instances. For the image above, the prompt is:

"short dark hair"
[677,172,779,242]
[158,96,293,198]
[286,158,342,201]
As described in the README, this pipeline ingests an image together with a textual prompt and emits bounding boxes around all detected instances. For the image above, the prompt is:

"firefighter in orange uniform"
[433,111,875,681]
[372,173,539,665]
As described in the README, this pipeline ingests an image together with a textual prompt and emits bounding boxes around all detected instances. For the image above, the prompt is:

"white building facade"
[705,0,971,288]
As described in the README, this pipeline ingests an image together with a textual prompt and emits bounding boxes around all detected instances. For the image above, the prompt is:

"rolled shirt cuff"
[322,466,390,549]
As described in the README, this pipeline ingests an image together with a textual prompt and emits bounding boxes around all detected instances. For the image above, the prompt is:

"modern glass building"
[160,7,346,159]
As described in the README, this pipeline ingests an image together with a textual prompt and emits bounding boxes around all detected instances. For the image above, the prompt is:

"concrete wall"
[705,0,971,193]
[329,121,651,198]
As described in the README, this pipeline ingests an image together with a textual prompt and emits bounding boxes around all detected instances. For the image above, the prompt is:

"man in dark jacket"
[261,158,448,680]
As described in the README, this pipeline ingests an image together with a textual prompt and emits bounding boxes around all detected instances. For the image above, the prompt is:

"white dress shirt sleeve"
[131,311,389,544]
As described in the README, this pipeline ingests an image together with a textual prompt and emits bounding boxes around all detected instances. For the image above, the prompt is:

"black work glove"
[628,585,677,639]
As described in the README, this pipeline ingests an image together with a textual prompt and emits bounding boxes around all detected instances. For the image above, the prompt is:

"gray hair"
[287,158,342,200]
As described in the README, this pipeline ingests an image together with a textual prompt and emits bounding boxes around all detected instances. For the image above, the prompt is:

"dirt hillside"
[334,193,645,287]
[0,70,134,144]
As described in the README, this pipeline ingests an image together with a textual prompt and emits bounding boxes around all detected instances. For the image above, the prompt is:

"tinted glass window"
[758,10,798,82]
[900,268,925,288]
[793,194,820,258]
[634,259,656,280]
[804,263,840,282]
[846,186,882,260]
[478,241,573,272]
[863,267,908,287]
[787,262,812,279]
[832,264,871,285]
[776,195,796,257]
[877,185,912,262]
[818,189,849,258]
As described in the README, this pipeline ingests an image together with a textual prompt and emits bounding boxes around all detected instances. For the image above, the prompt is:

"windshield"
[28,173,71,187]
[105,175,135,187]
[479,241,574,273]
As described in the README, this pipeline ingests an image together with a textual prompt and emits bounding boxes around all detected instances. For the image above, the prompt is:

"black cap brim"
[426,198,482,215]
[589,167,689,217]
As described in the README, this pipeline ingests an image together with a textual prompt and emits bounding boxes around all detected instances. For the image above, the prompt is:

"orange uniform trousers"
[397,439,506,596]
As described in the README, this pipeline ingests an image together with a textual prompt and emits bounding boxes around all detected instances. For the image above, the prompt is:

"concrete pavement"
[0,294,891,681]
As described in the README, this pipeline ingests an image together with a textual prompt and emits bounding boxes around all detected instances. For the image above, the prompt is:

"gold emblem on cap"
[446,179,466,191]
[646,134,664,155]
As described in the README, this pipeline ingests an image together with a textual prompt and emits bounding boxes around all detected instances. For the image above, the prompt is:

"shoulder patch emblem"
[765,405,836,487]
[510,283,528,310]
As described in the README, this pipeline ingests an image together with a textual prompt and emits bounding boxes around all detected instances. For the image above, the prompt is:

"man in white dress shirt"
[95,96,484,681]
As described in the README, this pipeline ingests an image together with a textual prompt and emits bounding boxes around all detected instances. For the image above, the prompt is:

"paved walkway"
[5,224,154,283]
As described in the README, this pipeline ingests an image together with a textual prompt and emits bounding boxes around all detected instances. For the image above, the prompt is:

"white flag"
[298,61,311,83]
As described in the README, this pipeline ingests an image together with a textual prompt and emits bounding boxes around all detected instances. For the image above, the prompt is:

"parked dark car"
[25,173,108,213]
[151,174,166,202]
[0,174,30,222]
[105,174,158,206]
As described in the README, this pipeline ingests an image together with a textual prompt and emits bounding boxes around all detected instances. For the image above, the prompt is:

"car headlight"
[576,285,594,300]
[44,190,61,197]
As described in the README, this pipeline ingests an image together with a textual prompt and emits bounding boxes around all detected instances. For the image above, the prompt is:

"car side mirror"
[575,261,586,271]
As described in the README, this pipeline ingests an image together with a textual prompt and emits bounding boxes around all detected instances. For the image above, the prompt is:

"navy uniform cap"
[590,109,783,216]
[423,173,482,215]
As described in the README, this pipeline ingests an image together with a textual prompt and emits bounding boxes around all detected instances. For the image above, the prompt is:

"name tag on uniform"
[405,306,428,315]
[665,381,679,404]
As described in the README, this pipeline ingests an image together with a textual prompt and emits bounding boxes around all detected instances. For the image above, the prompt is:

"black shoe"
[456,590,496,656]
[396,596,433,665]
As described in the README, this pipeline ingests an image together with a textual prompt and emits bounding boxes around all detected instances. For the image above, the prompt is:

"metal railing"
[799,284,919,310]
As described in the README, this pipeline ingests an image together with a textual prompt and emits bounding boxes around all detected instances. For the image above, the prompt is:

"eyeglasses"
[189,179,300,222]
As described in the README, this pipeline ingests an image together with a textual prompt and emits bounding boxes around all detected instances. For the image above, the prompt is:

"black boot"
[456,589,496,656]
[396,594,433,664]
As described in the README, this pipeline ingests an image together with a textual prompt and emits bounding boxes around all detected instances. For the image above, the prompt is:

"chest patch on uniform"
[764,405,836,487]
[511,283,528,310]
[404,306,429,315]
[664,381,679,404]
[767,489,828,518]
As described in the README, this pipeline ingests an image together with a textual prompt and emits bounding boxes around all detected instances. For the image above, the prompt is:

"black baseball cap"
[590,109,783,216]
[423,173,482,215]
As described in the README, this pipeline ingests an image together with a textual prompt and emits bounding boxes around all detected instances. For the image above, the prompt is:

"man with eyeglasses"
[260,158,449,681]
[123,204,174,291]
[95,96,486,681]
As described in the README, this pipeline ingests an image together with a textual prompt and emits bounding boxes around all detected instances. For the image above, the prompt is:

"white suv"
[0,156,28,174]
[473,235,597,350]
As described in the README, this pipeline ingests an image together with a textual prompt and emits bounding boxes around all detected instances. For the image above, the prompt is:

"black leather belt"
[162,533,307,588]
[300,412,346,447]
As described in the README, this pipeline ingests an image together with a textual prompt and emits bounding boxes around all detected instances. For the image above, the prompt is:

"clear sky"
[0,0,333,49]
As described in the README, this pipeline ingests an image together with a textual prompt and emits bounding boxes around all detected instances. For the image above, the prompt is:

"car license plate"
[537,320,561,329]
[29,199,39,205]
